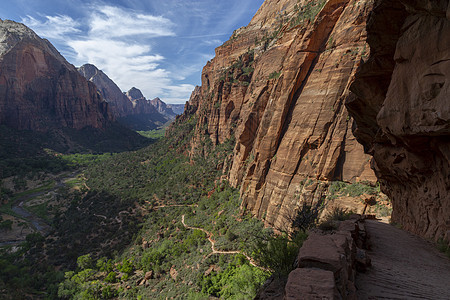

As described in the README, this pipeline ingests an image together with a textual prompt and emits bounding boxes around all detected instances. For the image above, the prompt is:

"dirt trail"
[181,215,269,272]
[356,220,450,299]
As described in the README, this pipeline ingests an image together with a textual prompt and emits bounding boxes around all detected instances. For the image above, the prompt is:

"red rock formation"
[177,0,377,230]
[348,0,450,241]
[150,97,176,119]
[78,64,134,117]
[119,87,169,130]
[125,87,161,115]
[0,19,111,131]
[79,65,175,122]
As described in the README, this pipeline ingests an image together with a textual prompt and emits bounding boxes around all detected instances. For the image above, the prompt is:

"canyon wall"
[0,20,110,131]
[348,0,450,241]
[78,63,134,118]
[175,0,378,230]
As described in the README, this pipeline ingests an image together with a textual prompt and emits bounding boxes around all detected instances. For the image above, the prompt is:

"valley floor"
[356,220,450,299]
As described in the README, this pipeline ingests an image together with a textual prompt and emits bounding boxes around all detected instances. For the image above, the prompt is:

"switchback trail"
[356,220,450,299]
[181,215,270,272]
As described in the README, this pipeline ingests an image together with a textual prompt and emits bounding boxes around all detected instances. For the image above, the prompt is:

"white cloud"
[202,39,222,46]
[22,14,81,40]
[163,84,196,101]
[22,5,191,104]
[88,5,175,38]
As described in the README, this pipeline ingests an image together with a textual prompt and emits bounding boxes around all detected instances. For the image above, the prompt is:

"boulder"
[284,268,340,300]
[144,271,153,280]
[170,266,178,281]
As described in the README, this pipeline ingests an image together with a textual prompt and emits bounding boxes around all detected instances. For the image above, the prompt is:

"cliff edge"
[173,0,377,230]
[0,19,111,131]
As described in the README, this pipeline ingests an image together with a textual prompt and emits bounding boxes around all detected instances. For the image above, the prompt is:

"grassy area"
[64,177,85,189]
[25,203,50,223]
[60,153,116,168]
[0,202,22,219]
[327,181,380,200]
[137,128,166,140]
[11,180,55,201]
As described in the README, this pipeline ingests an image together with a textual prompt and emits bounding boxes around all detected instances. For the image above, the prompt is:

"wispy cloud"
[19,1,264,104]
[88,5,175,38]
[22,14,81,40]
[202,39,222,46]
[22,5,186,103]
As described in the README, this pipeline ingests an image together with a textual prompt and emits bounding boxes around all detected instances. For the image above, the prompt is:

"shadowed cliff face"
[173,0,378,230]
[0,20,111,131]
[348,0,450,241]
[78,64,134,118]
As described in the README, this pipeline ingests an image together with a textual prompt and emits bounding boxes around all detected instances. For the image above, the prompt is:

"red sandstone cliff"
[348,0,450,241]
[173,0,377,229]
[0,19,111,131]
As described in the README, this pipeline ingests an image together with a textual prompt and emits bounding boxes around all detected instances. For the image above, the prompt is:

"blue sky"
[1,0,264,103]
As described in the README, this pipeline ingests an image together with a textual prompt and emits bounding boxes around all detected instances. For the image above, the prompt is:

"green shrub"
[104,271,117,283]
[102,285,119,299]
[252,231,307,277]
[269,71,281,79]
[77,254,93,270]
[317,207,351,231]
[0,219,13,231]
[437,238,450,258]
[290,202,322,232]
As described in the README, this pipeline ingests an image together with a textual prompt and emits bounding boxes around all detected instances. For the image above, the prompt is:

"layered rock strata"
[0,19,110,131]
[175,0,377,229]
[348,0,450,241]
[284,217,370,299]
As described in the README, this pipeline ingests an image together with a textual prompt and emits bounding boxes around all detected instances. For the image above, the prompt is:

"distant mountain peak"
[126,87,145,101]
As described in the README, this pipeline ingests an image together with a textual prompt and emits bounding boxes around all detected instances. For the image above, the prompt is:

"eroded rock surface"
[172,0,377,230]
[78,63,134,117]
[150,97,176,119]
[0,19,110,131]
[285,268,338,300]
[348,0,450,241]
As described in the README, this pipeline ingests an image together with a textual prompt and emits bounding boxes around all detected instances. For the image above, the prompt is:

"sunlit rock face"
[0,19,111,131]
[348,0,450,241]
[172,0,377,230]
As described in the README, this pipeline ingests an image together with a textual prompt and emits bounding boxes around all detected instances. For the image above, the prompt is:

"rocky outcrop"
[0,19,110,131]
[78,64,133,117]
[125,87,159,115]
[150,97,176,119]
[125,87,145,102]
[120,87,168,130]
[79,65,174,127]
[166,104,185,115]
[347,0,450,241]
[175,0,377,230]
[285,217,369,299]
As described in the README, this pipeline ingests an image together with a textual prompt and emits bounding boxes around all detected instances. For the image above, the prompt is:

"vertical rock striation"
[348,0,450,241]
[174,0,378,230]
[0,19,111,131]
